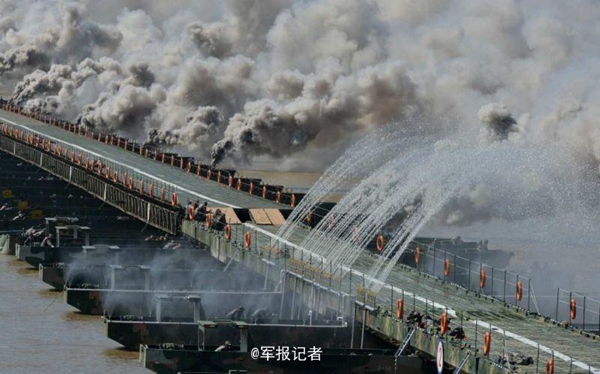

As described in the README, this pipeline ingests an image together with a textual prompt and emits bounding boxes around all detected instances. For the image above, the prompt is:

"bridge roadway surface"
[1,109,598,373]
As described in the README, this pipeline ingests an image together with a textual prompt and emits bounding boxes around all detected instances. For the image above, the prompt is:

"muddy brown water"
[0,255,148,374]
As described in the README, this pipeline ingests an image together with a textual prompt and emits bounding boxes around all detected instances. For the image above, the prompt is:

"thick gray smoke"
[3,0,600,175]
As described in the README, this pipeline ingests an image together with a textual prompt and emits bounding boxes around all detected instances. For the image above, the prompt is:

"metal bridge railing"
[0,133,180,234]
[556,289,600,337]
[184,220,596,374]
[0,104,302,209]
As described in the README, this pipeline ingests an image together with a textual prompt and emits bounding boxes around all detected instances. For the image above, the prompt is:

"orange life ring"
[516,281,523,301]
[217,171,222,183]
[262,185,267,199]
[113,171,118,183]
[171,192,178,206]
[276,191,282,203]
[570,298,576,320]
[290,194,296,207]
[104,166,110,179]
[128,177,134,190]
[228,175,233,187]
[480,269,486,288]
[122,172,127,185]
[483,331,491,356]
[149,184,154,197]
[376,235,384,252]
[170,156,175,166]
[237,178,242,190]
[179,157,184,169]
[188,206,195,220]
[207,170,212,180]
[415,247,420,265]
[249,182,254,195]
[139,180,144,194]
[396,298,404,319]
[225,224,232,240]
[205,213,213,228]
[440,312,448,335]
[160,188,165,202]
[444,259,451,277]
[244,232,252,249]
[546,359,554,374]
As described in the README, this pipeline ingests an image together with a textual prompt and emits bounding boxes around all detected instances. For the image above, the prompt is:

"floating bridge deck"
[0,108,598,374]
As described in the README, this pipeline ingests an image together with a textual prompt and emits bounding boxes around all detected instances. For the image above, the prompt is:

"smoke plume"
[1,0,600,174]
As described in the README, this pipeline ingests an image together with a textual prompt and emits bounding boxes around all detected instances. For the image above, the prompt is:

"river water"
[0,255,148,374]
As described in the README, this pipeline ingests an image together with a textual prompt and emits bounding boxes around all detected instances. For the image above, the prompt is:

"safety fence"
[0,134,180,234]
[183,220,596,374]
[556,289,600,336]
[0,103,302,208]
[409,240,536,313]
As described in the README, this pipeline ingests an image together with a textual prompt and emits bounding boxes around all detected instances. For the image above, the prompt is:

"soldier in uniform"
[215,341,235,352]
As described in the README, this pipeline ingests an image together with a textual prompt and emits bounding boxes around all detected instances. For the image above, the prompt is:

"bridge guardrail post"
[583,296,586,332]
[555,289,560,321]
[468,259,472,291]
[528,278,531,312]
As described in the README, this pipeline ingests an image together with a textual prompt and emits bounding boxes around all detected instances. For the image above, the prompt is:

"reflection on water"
[0,255,148,374]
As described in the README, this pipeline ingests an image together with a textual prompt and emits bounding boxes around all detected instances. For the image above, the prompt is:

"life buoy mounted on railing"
[516,281,523,301]
[244,232,252,249]
[171,192,178,206]
[276,190,282,203]
[228,175,233,187]
[113,171,119,183]
[396,298,404,320]
[160,188,165,202]
[188,206,195,221]
[262,185,267,199]
[415,247,420,265]
[483,331,491,356]
[128,177,134,190]
[139,180,144,194]
[440,312,448,335]
[480,269,486,289]
[236,178,242,190]
[570,298,576,320]
[546,359,554,374]
[149,184,154,197]
[249,182,254,195]
[290,194,296,207]
[207,169,212,180]
[376,235,384,252]
[444,259,451,277]
[217,171,221,183]
[225,224,232,240]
